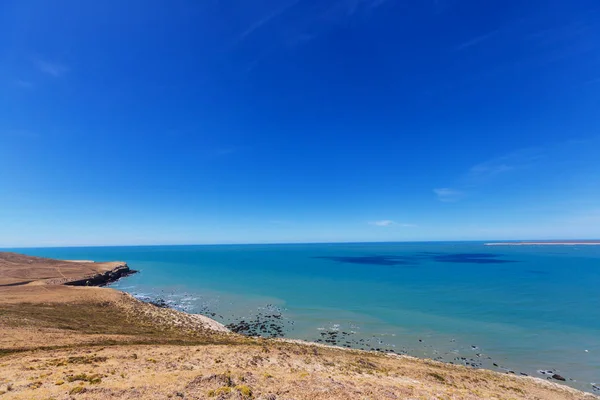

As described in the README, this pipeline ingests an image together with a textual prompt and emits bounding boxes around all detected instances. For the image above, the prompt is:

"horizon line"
[2,238,600,250]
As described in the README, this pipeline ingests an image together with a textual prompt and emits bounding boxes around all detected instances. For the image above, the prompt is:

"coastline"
[1,251,598,399]
[485,241,600,246]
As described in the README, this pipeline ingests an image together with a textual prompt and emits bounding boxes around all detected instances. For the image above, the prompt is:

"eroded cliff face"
[64,263,137,286]
[0,252,134,287]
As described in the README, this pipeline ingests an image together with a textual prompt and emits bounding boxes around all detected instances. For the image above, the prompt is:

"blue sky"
[1,0,600,247]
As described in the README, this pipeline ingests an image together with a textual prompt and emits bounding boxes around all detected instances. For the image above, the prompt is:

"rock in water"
[552,374,566,381]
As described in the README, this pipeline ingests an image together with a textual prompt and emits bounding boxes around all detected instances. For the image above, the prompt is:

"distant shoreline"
[485,242,600,246]
[4,240,600,250]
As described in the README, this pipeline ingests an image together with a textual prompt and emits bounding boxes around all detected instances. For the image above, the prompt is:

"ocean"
[13,242,600,393]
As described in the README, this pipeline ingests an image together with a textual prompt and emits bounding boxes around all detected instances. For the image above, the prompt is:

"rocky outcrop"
[65,263,137,287]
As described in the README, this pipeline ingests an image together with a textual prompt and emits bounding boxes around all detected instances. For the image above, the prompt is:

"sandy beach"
[0,251,597,399]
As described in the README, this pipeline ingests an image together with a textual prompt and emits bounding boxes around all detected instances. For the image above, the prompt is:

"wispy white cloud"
[454,30,500,51]
[433,147,542,202]
[433,137,600,203]
[319,0,389,21]
[14,79,34,88]
[433,188,464,202]
[235,0,391,72]
[399,223,418,228]
[214,147,239,157]
[369,220,417,227]
[465,147,544,185]
[36,59,69,77]
[421,14,598,96]
[238,0,302,41]
[369,220,396,226]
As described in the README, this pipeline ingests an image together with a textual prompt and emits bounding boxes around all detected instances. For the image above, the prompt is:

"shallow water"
[13,242,600,393]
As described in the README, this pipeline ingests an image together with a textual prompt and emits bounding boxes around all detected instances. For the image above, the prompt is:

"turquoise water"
[11,243,600,393]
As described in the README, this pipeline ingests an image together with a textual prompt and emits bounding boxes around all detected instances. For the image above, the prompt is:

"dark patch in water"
[526,270,548,275]
[316,252,515,266]
[432,253,515,264]
[314,255,415,266]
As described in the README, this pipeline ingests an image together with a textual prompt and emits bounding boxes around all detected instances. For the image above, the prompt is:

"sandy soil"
[0,251,598,400]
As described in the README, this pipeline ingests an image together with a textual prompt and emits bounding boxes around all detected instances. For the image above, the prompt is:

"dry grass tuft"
[66,373,103,384]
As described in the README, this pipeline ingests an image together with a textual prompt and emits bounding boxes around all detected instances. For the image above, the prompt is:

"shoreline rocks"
[65,263,137,287]
[553,374,567,381]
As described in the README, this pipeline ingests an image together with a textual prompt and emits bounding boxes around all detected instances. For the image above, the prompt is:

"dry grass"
[1,343,597,400]
[0,288,244,355]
